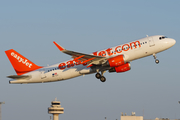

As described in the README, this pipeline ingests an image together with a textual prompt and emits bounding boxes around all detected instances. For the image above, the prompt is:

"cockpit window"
[159,36,167,40]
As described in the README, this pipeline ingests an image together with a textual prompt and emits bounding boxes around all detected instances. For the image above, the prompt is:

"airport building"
[120,112,180,120]
[121,112,143,120]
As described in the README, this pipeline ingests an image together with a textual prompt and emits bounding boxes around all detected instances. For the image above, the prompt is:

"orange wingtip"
[53,41,64,51]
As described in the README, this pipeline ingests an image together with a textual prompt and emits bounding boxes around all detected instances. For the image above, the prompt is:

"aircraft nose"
[170,38,176,46]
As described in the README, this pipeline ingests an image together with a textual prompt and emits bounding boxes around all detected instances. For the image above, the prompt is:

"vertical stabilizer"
[5,49,42,75]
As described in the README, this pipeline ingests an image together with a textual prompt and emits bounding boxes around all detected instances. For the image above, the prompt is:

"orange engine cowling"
[103,55,126,67]
[109,63,131,73]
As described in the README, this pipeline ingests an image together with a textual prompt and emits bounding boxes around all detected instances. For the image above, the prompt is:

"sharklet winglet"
[53,41,65,51]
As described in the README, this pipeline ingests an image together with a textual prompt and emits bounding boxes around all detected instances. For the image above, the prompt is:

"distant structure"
[0,102,5,120]
[48,98,64,120]
[121,112,143,120]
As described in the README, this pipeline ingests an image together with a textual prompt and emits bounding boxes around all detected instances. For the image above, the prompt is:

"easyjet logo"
[93,41,141,57]
[58,60,87,70]
[58,41,141,70]
[11,52,32,68]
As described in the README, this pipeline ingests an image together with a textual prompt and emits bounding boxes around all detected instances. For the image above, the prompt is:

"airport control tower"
[48,98,64,120]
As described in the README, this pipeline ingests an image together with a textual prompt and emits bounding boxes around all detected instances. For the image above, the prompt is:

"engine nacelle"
[109,63,131,73]
[103,55,126,67]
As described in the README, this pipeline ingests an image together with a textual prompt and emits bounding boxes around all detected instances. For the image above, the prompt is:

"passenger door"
[148,37,155,47]
[41,71,46,79]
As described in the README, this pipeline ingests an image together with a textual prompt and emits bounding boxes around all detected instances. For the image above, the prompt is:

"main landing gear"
[95,71,106,82]
[153,53,159,64]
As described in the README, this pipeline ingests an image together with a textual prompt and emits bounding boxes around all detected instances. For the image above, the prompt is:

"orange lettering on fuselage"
[58,63,66,70]
[95,41,141,57]
[122,44,130,51]
[75,60,81,65]
[58,41,141,70]
[106,48,113,56]
[58,60,88,70]
[93,51,98,56]
[130,41,141,49]
[66,60,74,68]
[115,46,122,53]
[98,51,106,57]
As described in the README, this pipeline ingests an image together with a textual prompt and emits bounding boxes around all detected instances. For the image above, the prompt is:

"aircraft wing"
[53,41,106,65]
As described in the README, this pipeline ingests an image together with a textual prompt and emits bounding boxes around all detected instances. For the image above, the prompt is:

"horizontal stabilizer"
[7,75,31,79]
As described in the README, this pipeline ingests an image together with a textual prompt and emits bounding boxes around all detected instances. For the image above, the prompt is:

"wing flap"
[53,41,106,65]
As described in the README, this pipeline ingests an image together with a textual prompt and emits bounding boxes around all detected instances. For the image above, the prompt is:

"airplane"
[5,35,176,84]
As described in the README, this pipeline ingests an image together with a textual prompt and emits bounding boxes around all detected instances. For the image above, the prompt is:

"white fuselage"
[9,35,176,84]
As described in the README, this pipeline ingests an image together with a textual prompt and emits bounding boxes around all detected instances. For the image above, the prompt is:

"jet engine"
[103,55,126,67]
[109,63,131,73]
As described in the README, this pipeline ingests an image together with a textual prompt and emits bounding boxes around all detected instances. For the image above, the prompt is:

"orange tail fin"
[5,49,42,75]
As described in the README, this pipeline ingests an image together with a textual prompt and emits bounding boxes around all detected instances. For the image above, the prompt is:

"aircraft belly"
[60,66,93,80]
[61,68,82,80]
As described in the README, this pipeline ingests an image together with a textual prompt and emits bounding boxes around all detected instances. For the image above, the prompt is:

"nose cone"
[172,39,176,45]
[169,38,176,47]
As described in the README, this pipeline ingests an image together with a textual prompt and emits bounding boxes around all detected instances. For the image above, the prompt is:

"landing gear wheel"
[100,76,106,82]
[153,54,160,64]
[155,59,159,64]
[95,73,101,79]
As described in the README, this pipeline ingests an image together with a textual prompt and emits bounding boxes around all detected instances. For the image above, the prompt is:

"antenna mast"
[0,102,5,120]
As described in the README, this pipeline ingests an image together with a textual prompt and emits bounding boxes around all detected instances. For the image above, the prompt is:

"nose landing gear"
[155,59,159,64]
[153,53,159,64]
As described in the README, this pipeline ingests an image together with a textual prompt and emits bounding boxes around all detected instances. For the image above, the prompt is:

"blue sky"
[0,0,180,120]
